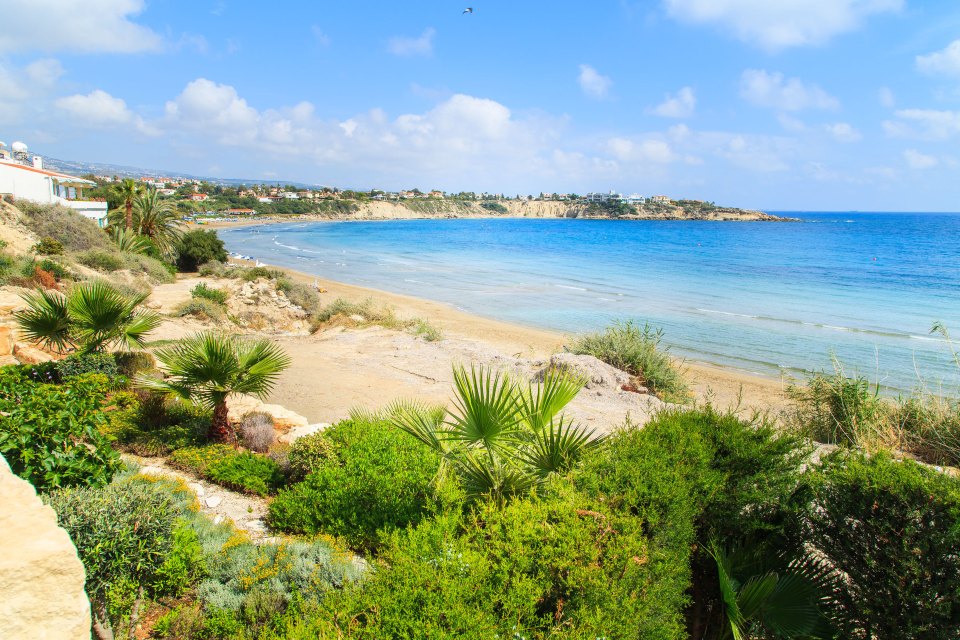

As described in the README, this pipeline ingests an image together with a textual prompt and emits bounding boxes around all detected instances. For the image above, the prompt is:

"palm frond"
[390,399,450,454]
[454,451,538,503]
[447,364,523,452]
[132,188,183,255]
[111,228,152,254]
[520,367,585,432]
[67,281,147,353]
[515,417,601,477]
[231,338,292,398]
[14,288,72,352]
[121,311,162,350]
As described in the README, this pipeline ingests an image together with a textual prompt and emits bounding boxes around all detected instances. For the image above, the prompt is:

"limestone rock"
[227,394,309,430]
[536,353,633,392]
[0,454,91,640]
[277,423,331,444]
[0,326,15,356]
[13,343,54,365]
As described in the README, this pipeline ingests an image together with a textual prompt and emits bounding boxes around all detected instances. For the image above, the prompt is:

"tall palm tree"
[111,178,142,231]
[132,188,182,255]
[392,364,601,502]
[15,281,161,354]
[138,333,291,444]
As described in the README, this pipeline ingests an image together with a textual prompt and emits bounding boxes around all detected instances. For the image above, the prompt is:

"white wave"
[554,284,587,291]
[697,308,758,319]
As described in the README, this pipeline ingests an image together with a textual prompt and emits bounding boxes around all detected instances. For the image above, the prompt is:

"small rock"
[205,496,222,509]
[189,483,205,497]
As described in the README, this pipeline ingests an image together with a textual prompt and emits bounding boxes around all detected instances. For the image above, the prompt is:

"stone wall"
[0,455,91,639]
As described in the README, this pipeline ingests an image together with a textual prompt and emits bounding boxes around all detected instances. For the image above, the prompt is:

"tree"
[15,281,160,354]
[392,364,601,502]
[174,229,227,272]
[132,188,182,255]
[138,332,291,443]
[110,178,142,231]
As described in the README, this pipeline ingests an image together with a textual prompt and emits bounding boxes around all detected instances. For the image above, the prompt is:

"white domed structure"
[11,141,27,153]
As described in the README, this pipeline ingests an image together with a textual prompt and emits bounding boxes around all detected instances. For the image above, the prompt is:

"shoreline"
[218,257,795,418]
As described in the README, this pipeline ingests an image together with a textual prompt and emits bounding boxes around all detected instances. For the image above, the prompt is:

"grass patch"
[16,201,114,252]
[77,249,125,272]
[174,298,225,322]
[191,282,229,305]
[569,320,689,402]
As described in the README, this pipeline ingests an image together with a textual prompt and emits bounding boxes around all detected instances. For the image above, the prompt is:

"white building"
[584,191,622,203]
[625,194,647,205]
[0,143,108,227]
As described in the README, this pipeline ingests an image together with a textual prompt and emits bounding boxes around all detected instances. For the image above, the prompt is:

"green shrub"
[799,451,960,638]
[17,201,114,252]
[479,201,508,214]
[32,236,64,255]
[198,260,232,277]
[35,258,70,280]
[101,394,207,457]
[77,249,125,272]
[410,317,443,341]
[276,277,320,313]
[570,320,689,402]
[169,444,238,476]
[113,350,156,378]
[892,394,960,467]
[123,252,176,283]
[287,481,680,639]
[56,352,120,381]
[240,265,284,282]
[787,362,889,450]
[175,230,227,272]
[174,298,225,321]
[207,452,285,496]
[0,370,120,491]
[191,282,229,305]
[286,430,336,481]
[269,418,440,552]
[44,479,182,637]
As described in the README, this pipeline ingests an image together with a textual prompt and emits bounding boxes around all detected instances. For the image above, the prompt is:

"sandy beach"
[148,260,794,432]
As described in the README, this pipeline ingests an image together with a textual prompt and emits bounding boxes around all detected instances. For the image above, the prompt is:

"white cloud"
[740,69,839,111]
[883,109,960,140]
[916,40,960,77]
[387,28,435,57]
[825,122,862,142]
[878,87,895,108]
[0,0,162,53]
[777,114,806,132]
[164,78,261,143]
[311,25,331,47]
[578,65,612,99]
[56,89,157,135]
[607,137,677,163]
[651,87,696,118]
[903,149,938,169]
[663,0,903,51]
[0,58,63,124]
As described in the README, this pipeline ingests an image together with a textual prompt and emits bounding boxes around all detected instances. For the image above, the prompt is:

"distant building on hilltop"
[0,140,108,227]
[650,195,671,204]
[584,191,622,203]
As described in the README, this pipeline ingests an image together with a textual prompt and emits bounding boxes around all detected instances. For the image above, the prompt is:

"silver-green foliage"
[392,364,601,502]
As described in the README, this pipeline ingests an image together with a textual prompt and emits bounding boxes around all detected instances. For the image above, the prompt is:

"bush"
[169,444,238,476]
[174,298,225,322]
[570,320,689,402]
[0,370,120,491]
[276,277,320,313]
[113,350,156,378]
[286,430,337,480]
[17,201,114,252]
[77,249,125,272]
[410,317,443,342]
[191,282,229,305]
[207,452,285,496]
[800,452,960,638]
[240,266,284,282]
[44,479,182,637]
[287,481,679,639]
[269,418,440,552]
[35,258,70,280]
[480,201,508,214]
[198,260,232,277]
[175,230,227,272]
[101,394,208,457]
[239,411,274,453]
[123,252,176,284]
[32,236,64,255]
[56,352,120,381]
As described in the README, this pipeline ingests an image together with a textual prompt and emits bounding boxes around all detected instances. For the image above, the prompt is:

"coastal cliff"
[292,199,781,222]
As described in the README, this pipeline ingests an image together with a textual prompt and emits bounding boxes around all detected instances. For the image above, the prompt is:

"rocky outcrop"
[0,455,91,640]
[226,278,311,334]
[536,353,645,393]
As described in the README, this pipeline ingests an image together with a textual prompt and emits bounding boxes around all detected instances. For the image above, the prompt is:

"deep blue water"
[220,213,960,392]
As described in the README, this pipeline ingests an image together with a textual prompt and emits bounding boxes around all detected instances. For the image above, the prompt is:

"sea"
[219,213,960,393]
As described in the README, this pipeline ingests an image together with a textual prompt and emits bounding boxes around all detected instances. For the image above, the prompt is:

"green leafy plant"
[191,282,229,305]
[15,280,161,354]
[169,444,238,476]
[569,320,689,402]
[111,227,152,254]
[392,364,601,503]
[174,298,225,321]
[56,352,120,381]
[109,178,142,231]
[17,201,115,252]
[206,452,285,496]
[175,229,227,272]
[77,249,125,272]
[286,430,336,480]
[132,188,183,255]
[0,370,120,491]
[32,236,64,255]
[138,332,290,443]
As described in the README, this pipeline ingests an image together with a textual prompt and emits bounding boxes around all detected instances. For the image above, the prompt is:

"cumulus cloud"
[651,87,696,118]
[883,109,960,140]
[387,28,436,57]
[825,122,862,142]
[663,0,903,51]
[607,138,677,163]
[916,40,960,77]
[0,0,162,53]
[164,78,261,143]
[0,58,63,123]
[578,65,612,99]
[740,70,839,111]
[56,89,157,134]
[903,149,938,169]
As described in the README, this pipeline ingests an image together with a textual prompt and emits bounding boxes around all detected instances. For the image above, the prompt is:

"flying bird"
[463,7,473,14]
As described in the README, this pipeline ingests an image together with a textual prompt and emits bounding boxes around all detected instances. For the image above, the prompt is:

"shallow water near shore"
[221,213,960,393]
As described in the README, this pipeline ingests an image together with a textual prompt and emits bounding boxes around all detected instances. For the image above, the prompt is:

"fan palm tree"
[132,188,182,255]
[111,178,142,231]
[137,333,291,444]
[111,227,152,254]
[15,281,161,354]
[392,364,601,502]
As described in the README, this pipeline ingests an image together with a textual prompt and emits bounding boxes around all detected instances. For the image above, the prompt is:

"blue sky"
[2,0,960,210]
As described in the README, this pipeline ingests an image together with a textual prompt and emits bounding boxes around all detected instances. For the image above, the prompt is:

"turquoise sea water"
[220,213,960,392]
